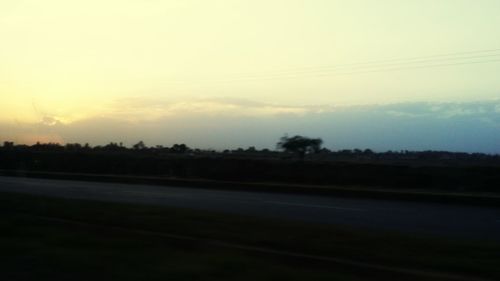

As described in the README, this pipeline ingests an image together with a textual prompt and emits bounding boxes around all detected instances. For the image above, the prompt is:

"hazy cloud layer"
[107,97,312,121]
[1,99,499,153]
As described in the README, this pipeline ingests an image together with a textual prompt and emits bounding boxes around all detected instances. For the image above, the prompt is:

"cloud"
[385,110,428,118]
[1,99,499,153]
[40,116,63,126]
[381,101,500,122]
[107,96,312,122]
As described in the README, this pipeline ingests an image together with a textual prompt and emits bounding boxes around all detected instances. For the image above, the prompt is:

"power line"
[221,52,500,81]
[158,48,500,85]
[295,58,500,79]
[275,47,500,71]
[196,58,500,84]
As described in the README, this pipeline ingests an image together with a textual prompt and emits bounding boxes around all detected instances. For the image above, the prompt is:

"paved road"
[1,176,499,241]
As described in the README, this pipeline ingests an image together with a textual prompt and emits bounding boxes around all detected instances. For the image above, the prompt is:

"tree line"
[1,134,499,162]
[1,136,499,191]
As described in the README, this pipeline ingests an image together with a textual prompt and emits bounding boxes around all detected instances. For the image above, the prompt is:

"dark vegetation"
[277,135,323,160]
[1,192,499,281]
[1,137,500,192]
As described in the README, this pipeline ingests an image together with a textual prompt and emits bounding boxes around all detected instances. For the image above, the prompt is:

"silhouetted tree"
[170,143,189,154]
[103,142,125,152]
[363,149,374,154]
[133,141,146,150]
[277,135,323,160]
[65,143,82,151]
[319,148,331,154]
[3,141,14,149]
[32,142,63,151]
[246,146,256,152]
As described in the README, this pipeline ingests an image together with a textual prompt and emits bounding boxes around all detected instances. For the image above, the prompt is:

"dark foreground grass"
[2,215,359,281]
[0,192,499,281]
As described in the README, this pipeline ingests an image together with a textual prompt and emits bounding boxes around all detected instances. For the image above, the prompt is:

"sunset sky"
[1,0,499,152]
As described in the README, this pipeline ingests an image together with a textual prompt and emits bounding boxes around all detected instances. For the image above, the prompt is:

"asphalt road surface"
[1,176,499,241]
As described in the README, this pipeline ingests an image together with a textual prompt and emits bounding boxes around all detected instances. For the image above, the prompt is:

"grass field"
[1,191,499,281]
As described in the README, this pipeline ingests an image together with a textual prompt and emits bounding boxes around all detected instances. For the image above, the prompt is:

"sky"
[1,0,499,152]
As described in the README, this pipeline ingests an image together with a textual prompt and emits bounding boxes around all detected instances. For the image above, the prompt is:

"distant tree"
[246,146,256,152]
[338,149,353,155]
[363,149,374,155]
[133,141,146,150]
[31,142,63,151]
[65,143,82,151]
[3,141,14,149]
[319,147,331,154]
[103,142,124,152]
[170,143,189,154]
[277,135,323,160]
